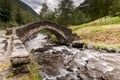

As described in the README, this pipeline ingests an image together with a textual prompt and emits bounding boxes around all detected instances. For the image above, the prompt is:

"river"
[25,33,120,80]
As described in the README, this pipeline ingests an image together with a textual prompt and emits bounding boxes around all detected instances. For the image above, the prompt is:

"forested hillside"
[79,0,120,21]
[15,0,38,17]
[39,0,120,26]
[0,0,38,28]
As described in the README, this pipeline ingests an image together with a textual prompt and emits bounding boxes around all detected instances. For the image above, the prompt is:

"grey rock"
[72,41,84,48]
[87,44,95,49]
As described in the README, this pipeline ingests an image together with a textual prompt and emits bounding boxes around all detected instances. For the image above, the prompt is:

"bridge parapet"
[10,31,30,74]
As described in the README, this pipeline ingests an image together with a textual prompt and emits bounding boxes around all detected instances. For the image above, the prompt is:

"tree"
[39,2,49,20]
[15,7,24,25]
[109,0,120,16]
[0,0,12,22]
[71,8,86,25]
[79,0,119,21]
[56,0,74,26]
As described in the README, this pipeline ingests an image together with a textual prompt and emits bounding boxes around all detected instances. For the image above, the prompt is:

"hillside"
[70,16,120,49]
[0,0,38,27]
[15,0,38,17]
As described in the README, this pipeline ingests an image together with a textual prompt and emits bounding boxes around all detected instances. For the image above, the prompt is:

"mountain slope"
[14,0,38,17]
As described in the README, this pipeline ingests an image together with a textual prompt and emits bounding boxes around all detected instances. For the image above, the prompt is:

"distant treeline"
[39,0,120,26]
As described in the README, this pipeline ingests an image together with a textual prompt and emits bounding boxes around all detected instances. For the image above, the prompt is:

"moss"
[118,45,120,49]
[29,73,42,80]
[21,78,27,80]
[95,45,107,50]
[50,34,57,41]
[6,72,14,78]
[39,29,48,33]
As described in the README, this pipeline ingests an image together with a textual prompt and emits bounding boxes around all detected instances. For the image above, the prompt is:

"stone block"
[11,57,30,67]
[12,64,30,74]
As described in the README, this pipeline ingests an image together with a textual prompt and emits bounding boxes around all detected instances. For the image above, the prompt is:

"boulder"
[6,28,12,35]
[11,57,30,67]
[107,48,116,53]
[116,49,120,53]
[72,41,84,48]
[87,44,95,49]
[12,64,30,74]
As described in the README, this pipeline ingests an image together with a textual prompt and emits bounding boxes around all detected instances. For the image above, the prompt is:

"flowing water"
[25,33,119,80]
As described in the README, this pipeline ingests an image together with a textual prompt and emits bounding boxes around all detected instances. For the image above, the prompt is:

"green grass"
[69,16,120,50]
[69,16,120,31]
[6,72,14,78]
[29,54,42,80]
[100,16,120,24]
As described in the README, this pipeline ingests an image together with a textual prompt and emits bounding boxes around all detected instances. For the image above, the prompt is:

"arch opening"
[26,28,67,44]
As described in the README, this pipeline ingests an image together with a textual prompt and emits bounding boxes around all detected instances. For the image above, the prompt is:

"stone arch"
[16,21,77,44]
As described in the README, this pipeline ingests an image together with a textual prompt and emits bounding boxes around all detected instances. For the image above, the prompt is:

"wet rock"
[44,67,60,76]
[78,73,91,80]
[66,66,74,72]
[0,50,5,54]
[87,44,95,49]
[99,50,107,53]
[11,57,30,67]
[11,50,29,57]
[65,73,77,80]
[78,66,87,73]
[0,37,6,43]
[57,76,65,80]
[87,61,114,74]
[6,28,12,35]
[14,43,23,47]
[72,33,80,41]
[72,41,84,48]
[12,64,30,74]
[87,70,103,78]
[0,43,6,50]
[34,47,50,52]
[107,48,116,53]
[116,49,120,53]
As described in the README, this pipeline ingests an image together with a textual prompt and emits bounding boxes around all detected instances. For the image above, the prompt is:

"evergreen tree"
[0,0,12,22]
[71,8,86,25]
[15,7,24,25]
[39,2,49,20]
[57,0,74,25]
[80,0,120,21]
[109,0,120,16]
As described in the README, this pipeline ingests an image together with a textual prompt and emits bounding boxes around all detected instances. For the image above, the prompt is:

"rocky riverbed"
[25,33,120,80]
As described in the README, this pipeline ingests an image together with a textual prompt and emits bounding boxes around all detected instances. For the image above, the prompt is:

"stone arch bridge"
[16,21,78,44]
[9,21,79,74]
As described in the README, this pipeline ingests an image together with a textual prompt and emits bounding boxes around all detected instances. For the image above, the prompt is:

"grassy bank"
[70,16,120,49]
